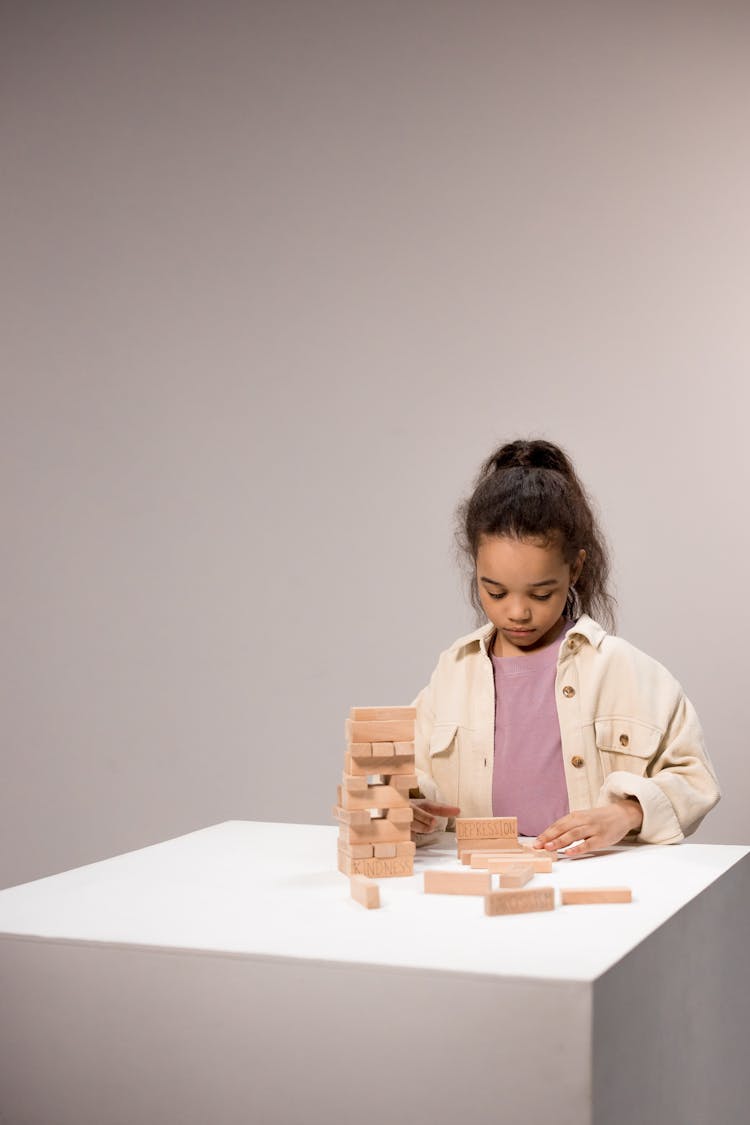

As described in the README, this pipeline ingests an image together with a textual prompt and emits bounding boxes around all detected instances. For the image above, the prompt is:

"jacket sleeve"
[596,687,721,844]
[410,674,452,843]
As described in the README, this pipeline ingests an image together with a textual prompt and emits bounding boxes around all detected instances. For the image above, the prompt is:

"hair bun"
[487,439,571,478]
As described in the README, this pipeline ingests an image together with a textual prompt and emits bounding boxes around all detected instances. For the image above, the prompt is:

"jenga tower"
[334,706,418,878]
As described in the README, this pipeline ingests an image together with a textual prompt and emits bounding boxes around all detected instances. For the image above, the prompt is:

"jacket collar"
[449,612,608,655]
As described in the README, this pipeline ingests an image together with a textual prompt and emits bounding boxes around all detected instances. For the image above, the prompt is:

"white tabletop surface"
[0,821,746,982]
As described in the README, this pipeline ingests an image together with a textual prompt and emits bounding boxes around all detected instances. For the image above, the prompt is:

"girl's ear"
[571,548,586,584]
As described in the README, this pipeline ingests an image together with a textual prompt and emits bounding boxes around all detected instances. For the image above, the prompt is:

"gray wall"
[2,0,748,889]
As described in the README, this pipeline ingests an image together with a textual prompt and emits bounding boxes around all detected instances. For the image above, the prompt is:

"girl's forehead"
[476,533,566,563]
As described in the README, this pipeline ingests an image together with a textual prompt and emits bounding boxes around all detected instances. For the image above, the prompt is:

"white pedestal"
[0,821,747,1125]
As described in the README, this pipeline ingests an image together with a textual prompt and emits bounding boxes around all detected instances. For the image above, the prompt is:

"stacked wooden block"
[334,706,418,878]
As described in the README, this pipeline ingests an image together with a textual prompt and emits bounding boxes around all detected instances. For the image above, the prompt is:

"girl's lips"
[506,628,535,634]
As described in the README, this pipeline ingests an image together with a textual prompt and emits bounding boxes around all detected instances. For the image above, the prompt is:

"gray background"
[2,0,748,890]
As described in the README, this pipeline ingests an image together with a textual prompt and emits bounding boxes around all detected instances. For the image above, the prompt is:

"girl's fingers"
[563,838,600,858]
[544,825,593,851]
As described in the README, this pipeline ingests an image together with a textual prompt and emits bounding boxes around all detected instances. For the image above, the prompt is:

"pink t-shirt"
[490,618,575,836]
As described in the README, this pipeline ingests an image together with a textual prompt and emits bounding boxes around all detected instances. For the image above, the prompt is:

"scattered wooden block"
[424,870,492,896]
[347,718,416,744]
[496,863,534,888]
[456,817,519,842]
[561,887,633,905]
[458,838,522,858]
[485,855,554,874]
[350,874,381,909]
[460,843,550,864]
[484,887,555,916]
[350,707,417,722]
[373,844,397,858]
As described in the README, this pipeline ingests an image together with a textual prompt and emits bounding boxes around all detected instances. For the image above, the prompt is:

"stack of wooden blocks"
[334,706,418,878]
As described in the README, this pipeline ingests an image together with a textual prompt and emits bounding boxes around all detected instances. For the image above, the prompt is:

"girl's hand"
[532,799,643,857]
[410,799,461,843]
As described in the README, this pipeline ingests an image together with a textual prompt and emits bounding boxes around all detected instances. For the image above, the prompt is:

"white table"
[0,821,747,1125]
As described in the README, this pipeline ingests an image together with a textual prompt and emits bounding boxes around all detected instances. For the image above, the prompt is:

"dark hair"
[454,438,617,632]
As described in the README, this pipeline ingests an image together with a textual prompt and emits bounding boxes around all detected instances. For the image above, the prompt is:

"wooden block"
[341,784,412,811]
[338,819,412,845]
[342,774,370,794]
[386,806,414,825]
[389,774,419,791]
[455,817,519,842]
[395,841,417,857]
[350,707,417,722]
[393,741,416,757]
[337,841,375,859]
[349,742,373,758]
[346,755,417,778]
[332,805,372,827]
[424,870,492,896]
[561,887,633,905]
[350,874,380,909]
[457,838,522,858]
[371,741,396,756]
[484,887,555,916]
[338,848,414,878]
[347,718,416,744]
[459,843,546,863]
[373,843,397,858]
[497,864,534,888]
[486,856,554,875]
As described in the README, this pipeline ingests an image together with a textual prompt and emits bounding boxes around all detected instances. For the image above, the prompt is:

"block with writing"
[484,887,555,916]
[454,814,519,841]
[338,850,414,878]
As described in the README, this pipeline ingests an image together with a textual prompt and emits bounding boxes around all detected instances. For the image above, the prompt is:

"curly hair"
[454,437,617,632]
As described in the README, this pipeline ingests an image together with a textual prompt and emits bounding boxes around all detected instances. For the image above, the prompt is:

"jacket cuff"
[596,771,684,845]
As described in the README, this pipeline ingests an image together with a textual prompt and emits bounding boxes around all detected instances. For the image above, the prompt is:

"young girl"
[410,438,721,857]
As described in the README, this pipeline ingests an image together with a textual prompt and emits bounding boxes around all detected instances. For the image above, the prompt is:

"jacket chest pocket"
[594,717,663,778]
[428,722,460,805]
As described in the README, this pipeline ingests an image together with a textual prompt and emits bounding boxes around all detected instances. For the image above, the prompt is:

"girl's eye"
[486,591,554,601]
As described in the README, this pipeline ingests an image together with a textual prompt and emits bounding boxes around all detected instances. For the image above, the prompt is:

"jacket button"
[562,685,576,698]
[619,733,630,747]
[571,755,585,768]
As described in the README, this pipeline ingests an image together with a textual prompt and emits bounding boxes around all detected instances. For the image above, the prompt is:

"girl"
[410,438,721,857]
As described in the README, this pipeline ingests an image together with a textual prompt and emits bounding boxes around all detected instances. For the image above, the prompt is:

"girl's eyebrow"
[479,577,560,588]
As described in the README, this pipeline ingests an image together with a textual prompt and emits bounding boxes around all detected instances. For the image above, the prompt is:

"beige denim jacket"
[411,614,721,845]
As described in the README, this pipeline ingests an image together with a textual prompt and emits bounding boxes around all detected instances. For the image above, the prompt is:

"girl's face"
[475,534,585,652]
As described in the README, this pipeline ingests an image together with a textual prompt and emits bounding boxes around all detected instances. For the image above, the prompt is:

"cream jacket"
[411,614,721,845]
